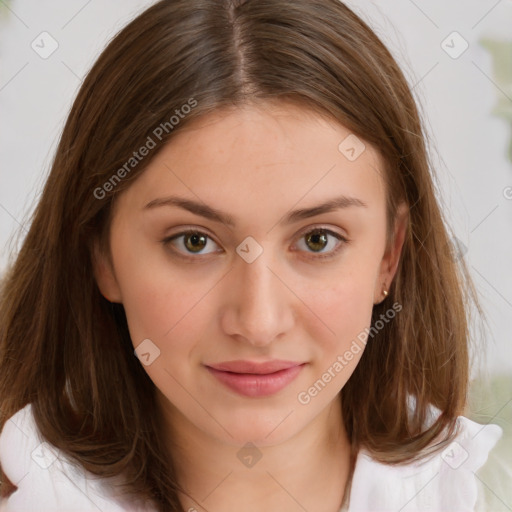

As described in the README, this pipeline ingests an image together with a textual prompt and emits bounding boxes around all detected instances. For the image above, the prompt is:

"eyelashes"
[293,227,347,258]
[161,226,349,262]
[164,230,219,257]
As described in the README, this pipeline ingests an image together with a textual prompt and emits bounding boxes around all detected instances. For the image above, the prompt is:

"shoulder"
[346,415,504,512]
[473,425,512,512]
[0,403,155,512]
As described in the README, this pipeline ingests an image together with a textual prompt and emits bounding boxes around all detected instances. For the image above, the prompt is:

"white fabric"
[0,403,505,511]
[343,416,504,511]
[0,404,156,511]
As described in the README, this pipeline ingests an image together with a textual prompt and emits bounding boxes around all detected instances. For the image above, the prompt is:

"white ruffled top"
[341,415,506,511]
[0,403,508,511]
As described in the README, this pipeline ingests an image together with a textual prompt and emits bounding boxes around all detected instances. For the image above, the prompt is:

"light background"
[0,1,511,401]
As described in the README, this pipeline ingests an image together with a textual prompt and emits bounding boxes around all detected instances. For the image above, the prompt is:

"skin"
[94,100,408,512]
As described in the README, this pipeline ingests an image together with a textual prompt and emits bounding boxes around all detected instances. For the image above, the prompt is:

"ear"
[91,238,123,303]
[374,202,408,304]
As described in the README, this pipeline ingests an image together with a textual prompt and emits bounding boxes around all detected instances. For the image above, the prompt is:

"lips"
[205,360,306,397]
[207,360,302,374]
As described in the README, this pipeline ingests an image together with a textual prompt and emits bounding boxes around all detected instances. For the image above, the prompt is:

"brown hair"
[0,0,480,509]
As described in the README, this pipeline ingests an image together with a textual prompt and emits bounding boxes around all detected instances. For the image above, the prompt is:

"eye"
[163,229,221,257]
[162,226,348,261]
[294,227,348,259]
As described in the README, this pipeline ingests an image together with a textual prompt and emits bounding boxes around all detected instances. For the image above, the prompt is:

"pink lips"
[205,360,305,397]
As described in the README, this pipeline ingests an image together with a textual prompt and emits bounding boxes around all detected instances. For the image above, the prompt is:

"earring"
[382,286,388,298]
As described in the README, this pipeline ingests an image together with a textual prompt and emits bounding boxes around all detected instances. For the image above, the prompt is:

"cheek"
[110,232,210,346]
[309,288,373,379]
[293,261,378,400]
[295,282,375,407]
[119,272,215,351]
[301,264,377,340]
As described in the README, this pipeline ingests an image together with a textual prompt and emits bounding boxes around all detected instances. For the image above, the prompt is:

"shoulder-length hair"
[0,0,480,509]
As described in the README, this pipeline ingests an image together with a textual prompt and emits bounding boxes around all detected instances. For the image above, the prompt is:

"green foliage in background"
[480,38,512,164]
[467,373,512,457]
[0,1,11,20]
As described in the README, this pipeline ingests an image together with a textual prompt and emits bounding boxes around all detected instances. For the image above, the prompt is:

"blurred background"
[0,0,511,475]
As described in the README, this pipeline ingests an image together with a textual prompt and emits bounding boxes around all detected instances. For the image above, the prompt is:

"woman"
[0,0,508,510]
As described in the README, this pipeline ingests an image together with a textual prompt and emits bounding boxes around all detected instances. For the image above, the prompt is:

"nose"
[220,250,295,347]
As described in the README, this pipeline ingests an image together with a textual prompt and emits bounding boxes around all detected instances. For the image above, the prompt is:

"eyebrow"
[143,194,367,227]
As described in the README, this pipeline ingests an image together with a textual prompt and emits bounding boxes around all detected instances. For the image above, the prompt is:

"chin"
[206,407,307,447]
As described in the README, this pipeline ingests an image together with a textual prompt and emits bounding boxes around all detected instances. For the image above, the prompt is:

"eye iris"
[184,233,207,253]
[306,230,328,252]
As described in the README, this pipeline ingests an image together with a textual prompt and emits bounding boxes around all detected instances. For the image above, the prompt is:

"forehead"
[116,101,387,221]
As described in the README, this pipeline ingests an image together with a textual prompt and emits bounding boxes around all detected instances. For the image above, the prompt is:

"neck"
[159,394,352,512]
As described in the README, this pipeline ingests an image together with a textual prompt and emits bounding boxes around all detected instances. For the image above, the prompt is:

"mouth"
[204,360,306,398]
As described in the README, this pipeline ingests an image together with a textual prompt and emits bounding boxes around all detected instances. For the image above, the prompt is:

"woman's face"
[95,101,407,446]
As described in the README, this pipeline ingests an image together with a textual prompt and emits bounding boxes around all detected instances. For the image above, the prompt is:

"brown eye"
[163,230,221,256]
[183,232,208,253]
[294,227,347,259]
[305,230,329,252]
